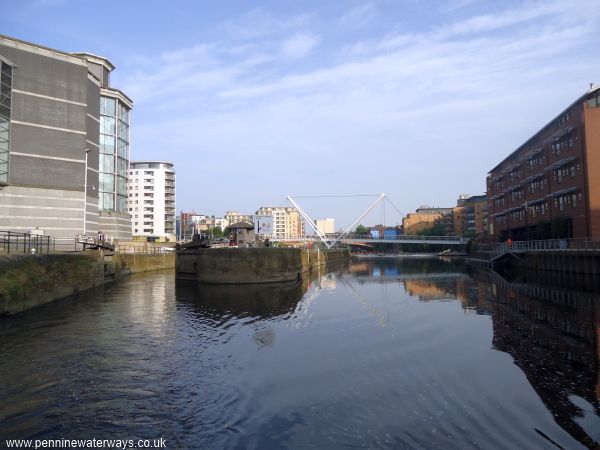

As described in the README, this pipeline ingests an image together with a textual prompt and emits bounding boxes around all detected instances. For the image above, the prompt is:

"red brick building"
[487,86,600,241]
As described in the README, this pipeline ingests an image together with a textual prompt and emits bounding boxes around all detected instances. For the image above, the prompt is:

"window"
[100,97,116,116]
[0,62,12,183]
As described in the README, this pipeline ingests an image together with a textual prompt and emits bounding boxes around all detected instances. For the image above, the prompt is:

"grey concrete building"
[0,35,132,240]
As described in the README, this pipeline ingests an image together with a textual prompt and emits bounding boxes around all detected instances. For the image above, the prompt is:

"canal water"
[1,257,599,449]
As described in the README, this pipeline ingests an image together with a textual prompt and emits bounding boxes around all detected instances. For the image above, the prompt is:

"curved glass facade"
[99,95,129,212]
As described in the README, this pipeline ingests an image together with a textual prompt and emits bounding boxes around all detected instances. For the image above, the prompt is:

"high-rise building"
[224,210,253,226]
[487,86,600,240]
[128,161,175,242]
[0,34,132,240]
[255,206,304,238]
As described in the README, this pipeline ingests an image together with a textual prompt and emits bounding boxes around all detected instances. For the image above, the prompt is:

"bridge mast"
[287,193,387,249]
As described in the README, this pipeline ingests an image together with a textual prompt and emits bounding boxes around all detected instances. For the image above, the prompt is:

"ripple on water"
[0,268,597,449]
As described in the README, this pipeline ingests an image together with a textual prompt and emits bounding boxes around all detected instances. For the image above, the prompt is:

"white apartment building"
[214,218,229,231]
[255,206,304,238]
[128,161,175,242]
[315,218,335,235]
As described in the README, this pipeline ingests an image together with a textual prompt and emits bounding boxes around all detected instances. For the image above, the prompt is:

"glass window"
[117,157,127,176]
[117,139,128,158]
[119,104,129,124]
[0,62,11,183]
[117,195,127,213]
[117,175,127,196]
[100,116,115,135]
[100,134,115,154]
[101,97,116,116]
[100,173,115,193]
[100,193,114,211]
[118,120,129,140]
[99,154,114,173]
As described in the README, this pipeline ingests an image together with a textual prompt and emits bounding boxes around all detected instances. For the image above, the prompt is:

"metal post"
[329,194,386,248]
[287,196,330,248]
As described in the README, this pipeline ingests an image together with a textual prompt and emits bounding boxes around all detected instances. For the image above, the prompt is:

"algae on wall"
[0,253,104,316]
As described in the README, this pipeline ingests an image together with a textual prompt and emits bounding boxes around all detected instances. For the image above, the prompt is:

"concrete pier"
[176,247,350,283]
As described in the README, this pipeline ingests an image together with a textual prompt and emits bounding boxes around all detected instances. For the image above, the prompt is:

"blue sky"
[2,0,599,228]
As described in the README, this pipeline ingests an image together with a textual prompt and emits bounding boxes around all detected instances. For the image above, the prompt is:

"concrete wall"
[0,251,175,316]
[176,247,350,284]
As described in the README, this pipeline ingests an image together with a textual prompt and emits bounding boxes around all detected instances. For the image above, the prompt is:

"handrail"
[0,230,53,254]
[269,234,467,244]
[489,237,600,261]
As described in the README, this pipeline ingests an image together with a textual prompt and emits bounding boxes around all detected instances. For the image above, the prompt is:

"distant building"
[315,218,335,235]
[229,221,254,246]
[214,218,229,232]
[402,206,454,235]
[190,214,214,233]
[224,210,253,226]
[453,194,488,238]
[487,85,600,240]
[179,211,197,240]
[255,206,304,238]
[128,161,175,242]
[0,34,131,240]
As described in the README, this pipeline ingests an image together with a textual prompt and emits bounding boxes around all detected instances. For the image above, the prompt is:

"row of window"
[494,192,582,224]
[550,135,574,156]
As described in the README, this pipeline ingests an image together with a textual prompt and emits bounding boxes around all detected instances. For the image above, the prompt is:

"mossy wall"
[0,252,175,316]
[0,253,104,316]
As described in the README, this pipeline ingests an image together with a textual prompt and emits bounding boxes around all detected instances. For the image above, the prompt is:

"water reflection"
[1,259,599,449]
[483,270,600,448]
[347,256,600,448]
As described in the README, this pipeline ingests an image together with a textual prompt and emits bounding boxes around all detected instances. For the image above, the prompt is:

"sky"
[2,0,599,228]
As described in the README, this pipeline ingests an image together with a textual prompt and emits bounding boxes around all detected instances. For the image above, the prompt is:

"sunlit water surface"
[1,257,599,449]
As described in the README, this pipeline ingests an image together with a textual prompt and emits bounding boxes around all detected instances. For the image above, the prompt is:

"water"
[1,257,599,449]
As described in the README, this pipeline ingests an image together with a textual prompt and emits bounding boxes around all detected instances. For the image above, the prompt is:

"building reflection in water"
[174,260,349,345]
[483,270,600,449]
[348,256,599,448]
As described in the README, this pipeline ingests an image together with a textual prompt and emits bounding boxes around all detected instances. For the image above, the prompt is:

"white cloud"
[280,33,320,59]
[337,3,378,28]
[123,0,600,223]
[222,9,311,40]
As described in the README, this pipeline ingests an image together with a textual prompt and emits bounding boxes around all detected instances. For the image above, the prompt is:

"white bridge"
[271,234,467,246]
[274,193,469,249]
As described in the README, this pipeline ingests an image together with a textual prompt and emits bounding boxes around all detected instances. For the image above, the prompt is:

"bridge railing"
[490,237,600,260]
[269,234,467,243]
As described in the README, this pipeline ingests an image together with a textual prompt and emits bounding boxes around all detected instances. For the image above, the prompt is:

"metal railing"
[270,234,468,244]
[0,231,53,254]
[116,244,175,254]
[490,238,600,261]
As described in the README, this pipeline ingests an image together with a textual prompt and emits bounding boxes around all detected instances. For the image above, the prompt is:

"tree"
[355,224,369,235]
[419,223,446,236]
[210,227,225,238]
